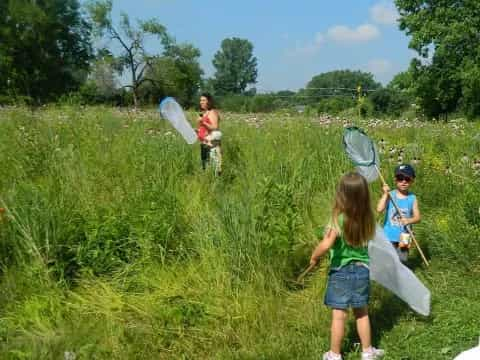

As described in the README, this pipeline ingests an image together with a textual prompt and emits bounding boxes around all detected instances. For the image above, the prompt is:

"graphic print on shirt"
[389,206,409,227]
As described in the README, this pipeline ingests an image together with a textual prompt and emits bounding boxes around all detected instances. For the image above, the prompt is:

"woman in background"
[197,93,222,175]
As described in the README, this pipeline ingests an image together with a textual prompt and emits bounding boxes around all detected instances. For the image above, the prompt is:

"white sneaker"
[323,351,343,360]
[361,347,385,359]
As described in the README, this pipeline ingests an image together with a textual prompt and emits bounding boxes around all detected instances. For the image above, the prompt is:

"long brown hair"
[332,172,375,247]
[200,92,215,110]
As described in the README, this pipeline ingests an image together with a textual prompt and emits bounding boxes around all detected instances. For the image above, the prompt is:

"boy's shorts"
[324,262,370,309]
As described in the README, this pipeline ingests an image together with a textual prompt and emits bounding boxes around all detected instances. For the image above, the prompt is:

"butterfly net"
[343,126,379,182]
[159,97,197,144]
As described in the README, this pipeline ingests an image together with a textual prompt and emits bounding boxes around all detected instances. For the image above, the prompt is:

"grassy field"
[0,106,479,359]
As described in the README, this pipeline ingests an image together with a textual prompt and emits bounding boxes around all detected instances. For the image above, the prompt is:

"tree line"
[1,0,479,120]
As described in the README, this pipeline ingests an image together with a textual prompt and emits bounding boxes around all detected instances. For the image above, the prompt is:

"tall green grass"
[0,107,479,359]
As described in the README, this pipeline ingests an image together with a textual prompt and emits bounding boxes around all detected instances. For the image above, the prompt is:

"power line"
[301,87,377,92]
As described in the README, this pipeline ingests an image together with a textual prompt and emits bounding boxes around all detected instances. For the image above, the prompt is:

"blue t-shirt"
[383,190,416,243]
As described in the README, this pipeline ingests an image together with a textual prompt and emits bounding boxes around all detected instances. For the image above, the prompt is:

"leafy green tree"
[460,60,480,119]
[212,37,257,94]
[87,0,168,107]
[300,70,381,105]
[396,0,480,119]
[79,53,119,104]
[200,78,217,96]
[409,58,462,119]
[0,0,92,103]
[317,97,356,115]
[369,88,411,116]
[91,54,119,98]
[387,71,413,92]
[142,42,203,107]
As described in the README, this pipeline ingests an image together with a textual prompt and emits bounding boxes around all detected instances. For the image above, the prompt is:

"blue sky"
[92,0,415,92]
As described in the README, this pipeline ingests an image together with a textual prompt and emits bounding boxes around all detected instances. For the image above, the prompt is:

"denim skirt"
[324,262,370,309]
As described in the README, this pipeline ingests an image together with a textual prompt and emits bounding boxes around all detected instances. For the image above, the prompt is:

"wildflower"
[411,157,421,165]
[64,351,76,360]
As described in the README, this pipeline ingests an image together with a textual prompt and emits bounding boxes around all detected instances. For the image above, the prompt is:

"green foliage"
[217,94,295,113]
[388,71,413,93]
[369,88,412,116]
[459,59,480,120]
[86,0,202,107]
[317,97,356,115]
[0,107,479,359]
[396,0,480,119]
[0,108,195,279]
[212,37,258,95]
[300,70,381,105]
[0,0,92,103]
[357,96,374,118]
[141,43,203,107]
[86,0,169,107]
[216,94,251,112]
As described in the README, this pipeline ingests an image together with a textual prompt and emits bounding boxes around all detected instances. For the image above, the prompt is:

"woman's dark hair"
[200,92,215,110]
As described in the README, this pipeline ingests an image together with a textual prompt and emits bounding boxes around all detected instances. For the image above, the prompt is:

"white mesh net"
[369,227,431,316]
[343,127,380,182]
[159,97,197,144]
[343,127,378,166]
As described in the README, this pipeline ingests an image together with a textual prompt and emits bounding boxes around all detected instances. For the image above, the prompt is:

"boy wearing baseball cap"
[376,164,421,264]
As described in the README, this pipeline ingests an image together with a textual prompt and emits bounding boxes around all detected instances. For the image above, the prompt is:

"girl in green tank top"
[328,214,370,269]
[309,172,384,360]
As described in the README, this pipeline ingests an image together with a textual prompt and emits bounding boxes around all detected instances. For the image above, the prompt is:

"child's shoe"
[361,347,385,359]
[323,350,342,360]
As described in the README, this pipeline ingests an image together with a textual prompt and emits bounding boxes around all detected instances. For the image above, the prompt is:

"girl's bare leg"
[353,306,372,351]
[331,308,348,354]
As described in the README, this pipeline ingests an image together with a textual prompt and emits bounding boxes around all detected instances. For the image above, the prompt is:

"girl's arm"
[310,227,338,266]
[400,199,421,225]
[376,184,391,212]
[202,110,219,130]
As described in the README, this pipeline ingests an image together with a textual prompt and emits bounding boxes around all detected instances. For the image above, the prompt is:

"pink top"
[197,114,211,141]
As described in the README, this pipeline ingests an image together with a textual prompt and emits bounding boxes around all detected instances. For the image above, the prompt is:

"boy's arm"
[310,227,338,266]
[401,199,421,225]
[376,184,391,212]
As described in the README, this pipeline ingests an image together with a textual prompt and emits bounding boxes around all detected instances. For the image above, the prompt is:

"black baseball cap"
[395,164,416,178]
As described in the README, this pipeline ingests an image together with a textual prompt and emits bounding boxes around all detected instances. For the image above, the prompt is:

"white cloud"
[370,2,398,25]
[314,33,325,44]
[286,32,325,57]
[326,24,380,43]
[285,23,380,59]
